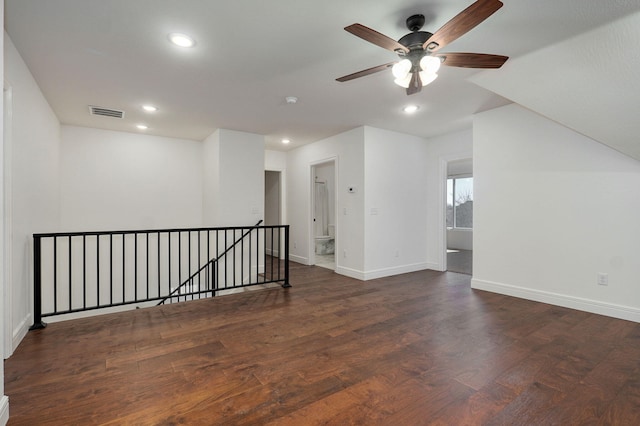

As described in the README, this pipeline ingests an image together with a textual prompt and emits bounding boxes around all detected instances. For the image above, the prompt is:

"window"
[447,177,473,229]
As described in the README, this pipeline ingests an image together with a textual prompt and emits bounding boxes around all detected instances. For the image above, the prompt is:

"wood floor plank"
[4,264,640,425]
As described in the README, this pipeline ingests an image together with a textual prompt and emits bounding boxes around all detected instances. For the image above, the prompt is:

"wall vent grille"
[89,106,125,119]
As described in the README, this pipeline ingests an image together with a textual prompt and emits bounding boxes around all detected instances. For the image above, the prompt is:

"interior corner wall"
[265,149,286,171]
[202,129,221,226]
[4,32,61,357]
[202,129,264,227]
[286,127,365,275]
[425,129,473,270]
[60,126,203,231]
[362,126,430,279]
[472,103,640,322]
[0,9,8,424]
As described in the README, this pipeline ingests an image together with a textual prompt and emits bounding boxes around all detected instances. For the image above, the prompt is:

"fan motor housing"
[398,31,432,50]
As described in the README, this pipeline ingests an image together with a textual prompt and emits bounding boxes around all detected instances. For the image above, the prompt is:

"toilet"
[315,224,335,255]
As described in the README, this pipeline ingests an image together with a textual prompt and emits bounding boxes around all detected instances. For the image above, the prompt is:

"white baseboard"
[363,263,431,281]
[9,313,31,357]
[334,263,431,281]
[0,395,9,426]
[426,262,443,272]
[289,254,308,265]
[265,249,280,257]
[471,278,640,323]
[335,266,365,280]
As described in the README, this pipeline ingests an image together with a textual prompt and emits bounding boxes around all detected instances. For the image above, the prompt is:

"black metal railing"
[31,222,290,329]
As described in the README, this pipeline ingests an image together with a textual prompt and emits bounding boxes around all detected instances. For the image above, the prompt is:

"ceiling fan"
[336,0,508,95]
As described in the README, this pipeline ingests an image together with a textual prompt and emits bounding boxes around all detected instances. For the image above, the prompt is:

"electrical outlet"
[343,249,347,258]
[293,242,297,249]
[395,250,399,258]
[597,272,608,286]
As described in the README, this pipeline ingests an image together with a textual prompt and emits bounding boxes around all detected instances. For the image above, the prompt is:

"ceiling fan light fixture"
[392,59,412,79]
[419,71,438,87]
[394,73,413,89]
[420,55,441,74]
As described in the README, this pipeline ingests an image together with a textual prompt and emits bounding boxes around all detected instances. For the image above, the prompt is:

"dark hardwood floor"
[5,263,640,425]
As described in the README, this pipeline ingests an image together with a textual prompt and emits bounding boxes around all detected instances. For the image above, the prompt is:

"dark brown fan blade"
[423,0,503,52]
[345,24,409,54]
[406,72,422,95]
[435,52,508,68]
[336,62,396,82]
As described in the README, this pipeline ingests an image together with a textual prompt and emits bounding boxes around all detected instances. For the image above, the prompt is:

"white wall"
[60,126,202,231]
[447,229,473,251]
[202,129,264,227]
[472,104,640,322]
[265,149,286,171]
[202,130,220,227]
[425,129,473,270]
[4,33,61,357]
[287,127,365,275]
[363,127,430,279]
[0,6,9,423]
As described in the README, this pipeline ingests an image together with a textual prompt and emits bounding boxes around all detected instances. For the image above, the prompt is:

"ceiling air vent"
[89,106,125,119]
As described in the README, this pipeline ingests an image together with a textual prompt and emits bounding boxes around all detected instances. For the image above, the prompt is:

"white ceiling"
[5,0,640,151]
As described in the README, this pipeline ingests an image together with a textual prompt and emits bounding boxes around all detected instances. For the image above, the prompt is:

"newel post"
[282,225,291,288]
[30,235,47,330]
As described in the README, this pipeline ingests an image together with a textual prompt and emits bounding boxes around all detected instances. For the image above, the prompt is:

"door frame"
[308,157,337,267]
[3,83,13,358]
[438,152,472,273]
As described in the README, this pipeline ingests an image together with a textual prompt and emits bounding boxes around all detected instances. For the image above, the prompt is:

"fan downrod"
[406,14,425,32]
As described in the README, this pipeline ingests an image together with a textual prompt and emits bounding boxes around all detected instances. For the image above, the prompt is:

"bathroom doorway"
[311,160,335,270]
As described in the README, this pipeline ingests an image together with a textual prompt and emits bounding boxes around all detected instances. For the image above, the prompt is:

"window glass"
[447,177,473,229]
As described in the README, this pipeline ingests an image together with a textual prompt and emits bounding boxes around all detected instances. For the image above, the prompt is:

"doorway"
[445,159,473,275]
[311,160,335,270]
[264,170,282,257]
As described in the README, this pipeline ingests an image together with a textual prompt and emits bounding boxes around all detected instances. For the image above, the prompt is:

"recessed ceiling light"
[403,105,420,114]
[142,105,158,112]
[168,33,196,48]
[285,96,298,104]
[282,139,291,144]
[136,124,148,130]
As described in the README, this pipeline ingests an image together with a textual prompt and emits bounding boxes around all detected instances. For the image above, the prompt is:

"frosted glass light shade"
[395,72,438,89]
[419,71,438,86]
[392,59,412,79]
[394,73,413,88]
[420,55,441,74]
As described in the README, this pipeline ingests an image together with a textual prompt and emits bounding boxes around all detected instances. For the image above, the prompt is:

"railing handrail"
[31,221,291,330]
[157,220,263,305]
[33,223,279,239]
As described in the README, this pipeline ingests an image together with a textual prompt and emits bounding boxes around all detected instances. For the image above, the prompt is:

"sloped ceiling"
[472,10,640,161]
